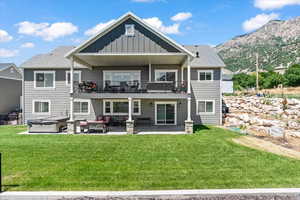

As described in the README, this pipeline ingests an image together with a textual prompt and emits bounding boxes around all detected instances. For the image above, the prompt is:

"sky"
[0,0,300,66]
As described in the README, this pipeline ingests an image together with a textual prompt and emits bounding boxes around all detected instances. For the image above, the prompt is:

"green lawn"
[1,125,300,191]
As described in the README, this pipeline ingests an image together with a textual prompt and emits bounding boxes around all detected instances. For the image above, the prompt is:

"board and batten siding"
[190,68,222,125]
[80,18,181,54]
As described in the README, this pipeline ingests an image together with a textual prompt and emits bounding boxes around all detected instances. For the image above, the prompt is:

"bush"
[233,73,256,90]
[284,64,300,87]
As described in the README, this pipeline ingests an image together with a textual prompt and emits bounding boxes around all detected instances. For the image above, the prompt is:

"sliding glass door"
[155,102,177,125]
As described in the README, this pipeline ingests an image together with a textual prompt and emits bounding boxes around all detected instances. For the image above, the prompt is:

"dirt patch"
[233,136,300,160]
[263,87,300,95]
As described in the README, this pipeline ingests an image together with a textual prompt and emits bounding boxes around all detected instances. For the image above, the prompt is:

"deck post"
[187,97,191,121]
[181,65,184,84]
[149,63,152,82]
[185,56,193,134]
[67,56,76,134]
[126,97,134,134]
[187,56,191,94]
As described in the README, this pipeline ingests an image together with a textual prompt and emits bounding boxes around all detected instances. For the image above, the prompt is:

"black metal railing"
[74,80,187,94]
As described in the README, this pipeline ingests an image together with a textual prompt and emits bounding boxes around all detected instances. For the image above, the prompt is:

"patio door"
[155,102,177,125]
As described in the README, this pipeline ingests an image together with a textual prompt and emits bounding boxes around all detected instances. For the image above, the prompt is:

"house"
[21,12,225,134]
[222,68,233,94]
[0,63,22,116]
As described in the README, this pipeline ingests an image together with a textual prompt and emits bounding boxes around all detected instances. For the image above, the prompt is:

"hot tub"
[27,116,69,133]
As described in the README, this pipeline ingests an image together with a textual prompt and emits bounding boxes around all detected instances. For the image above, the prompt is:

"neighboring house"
[21,12,225,134]
[0,63,22,115]
[222,68,234,94]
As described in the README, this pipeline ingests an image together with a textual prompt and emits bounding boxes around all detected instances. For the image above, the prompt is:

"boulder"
[268,126,284,137]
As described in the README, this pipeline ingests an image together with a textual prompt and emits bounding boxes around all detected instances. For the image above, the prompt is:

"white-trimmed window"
[32,100,50,114]
[155,70,178,82]
[66,71,81,86]
[104,99,141,115]
[103,71,141,88]
[197,100,215,115]
[74,99,90,115]
[125,24,135,36]
[198,70,213,81]
[34,71,55,89]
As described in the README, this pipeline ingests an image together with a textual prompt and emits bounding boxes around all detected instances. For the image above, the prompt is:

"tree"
[260,71,284,89]
[284,64,300,87]
[233,73,256,90]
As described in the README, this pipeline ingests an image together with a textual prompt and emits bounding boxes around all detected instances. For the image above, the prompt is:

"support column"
[149,63,152,82]
[181,65,184,84]
[67,56,76,134]
[185,97,193,134]
[126,97,134,134]
[187,97,191,121]
[187,56,191,94]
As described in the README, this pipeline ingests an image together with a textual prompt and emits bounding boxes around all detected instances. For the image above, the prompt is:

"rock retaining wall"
[224,96,300,138]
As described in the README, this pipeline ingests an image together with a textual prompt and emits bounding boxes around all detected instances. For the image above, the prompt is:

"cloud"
[0,48,18,58]
[21,42,35,48]
[84,19,116,36]
[143,17,180,34]
[85,17,180,36]
[16,21,78,41]
[171,12,192,22]
[255,0,300,10]
[0,29,13,42]
[243,13,279,32]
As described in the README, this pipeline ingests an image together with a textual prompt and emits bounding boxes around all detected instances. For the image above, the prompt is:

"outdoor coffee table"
[87,121,107,133]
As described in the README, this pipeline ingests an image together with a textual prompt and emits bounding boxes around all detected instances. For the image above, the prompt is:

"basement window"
[125,24,135,36]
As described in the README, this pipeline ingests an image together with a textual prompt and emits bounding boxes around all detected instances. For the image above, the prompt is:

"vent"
[125,24,135,36]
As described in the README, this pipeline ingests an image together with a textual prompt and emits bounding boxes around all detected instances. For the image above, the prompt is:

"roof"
[183,45,225,67]
[0,63,22,80]
[0,63,16,71]
[65,12,194,58]
[21,45,226,69]
[20,46,86,69]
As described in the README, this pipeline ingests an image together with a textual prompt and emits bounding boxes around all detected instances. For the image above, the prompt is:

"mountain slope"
[216,17,300,72]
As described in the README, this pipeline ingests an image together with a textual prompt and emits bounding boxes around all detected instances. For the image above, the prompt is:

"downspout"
[22,68,25,124]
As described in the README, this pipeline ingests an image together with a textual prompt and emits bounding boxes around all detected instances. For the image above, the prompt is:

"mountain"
[216,17,300,72]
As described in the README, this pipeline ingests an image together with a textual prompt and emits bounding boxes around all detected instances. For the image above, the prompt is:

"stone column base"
[67,120,76,134]
[126,120,135,134]
[185,120,194,134]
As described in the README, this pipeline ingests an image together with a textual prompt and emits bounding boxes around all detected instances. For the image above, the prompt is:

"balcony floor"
[74,92,188,99]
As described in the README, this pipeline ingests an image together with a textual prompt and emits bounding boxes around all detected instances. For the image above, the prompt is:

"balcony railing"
[74,81,187,94]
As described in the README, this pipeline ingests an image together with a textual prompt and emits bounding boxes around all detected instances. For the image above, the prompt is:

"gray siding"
[80,18,181,54]
[0,66,22,80]
[0,78,22,115]
[24,66,222,125]
[190,68,222,125]
[24,69,70,122]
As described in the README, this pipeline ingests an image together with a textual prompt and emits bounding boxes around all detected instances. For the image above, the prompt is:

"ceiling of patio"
[74,53,187,66]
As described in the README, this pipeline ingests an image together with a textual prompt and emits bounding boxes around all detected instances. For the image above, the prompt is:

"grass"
[1,125,300,191]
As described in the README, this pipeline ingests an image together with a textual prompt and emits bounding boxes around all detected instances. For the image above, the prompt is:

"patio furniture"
[79,120,89,133]
[79,81,97,93]
[87,121,108,133]
[111,116,128,126]
[146,82,175,92]
[136,117,152,126]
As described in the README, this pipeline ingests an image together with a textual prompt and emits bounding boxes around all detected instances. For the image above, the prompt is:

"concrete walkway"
[1,188,300,199]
